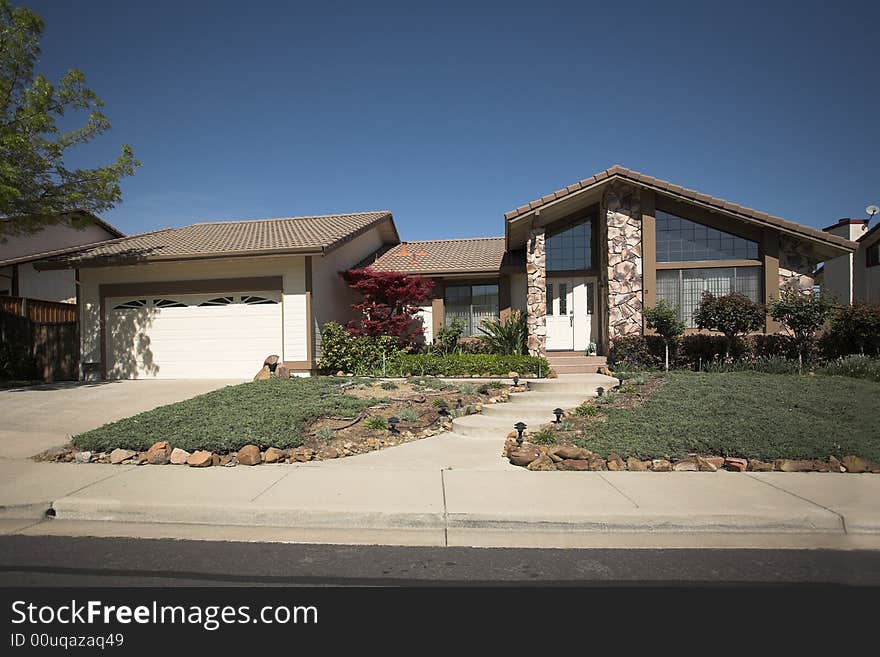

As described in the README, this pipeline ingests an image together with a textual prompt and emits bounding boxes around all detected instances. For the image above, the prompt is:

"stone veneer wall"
[778,235,817,295]
[605,183,644,339]
[525,228,546,356]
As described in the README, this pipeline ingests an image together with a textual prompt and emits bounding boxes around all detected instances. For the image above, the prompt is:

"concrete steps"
[452,373,619,438]
[546,352,607,374]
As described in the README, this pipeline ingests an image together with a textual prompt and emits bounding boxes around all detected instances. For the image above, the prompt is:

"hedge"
[387,353,549,377]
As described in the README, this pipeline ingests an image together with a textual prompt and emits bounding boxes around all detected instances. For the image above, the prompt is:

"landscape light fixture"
[597,386,605,397]
[457,398,463,409]
[388,417,400,433]
[514,422,527,446]
[553,408,564,424]
[512,375,519,386]
[437,407,450,419]
[617,375,625,388]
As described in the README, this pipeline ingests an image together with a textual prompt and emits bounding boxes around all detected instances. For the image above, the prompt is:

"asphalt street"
[1,535,878,586]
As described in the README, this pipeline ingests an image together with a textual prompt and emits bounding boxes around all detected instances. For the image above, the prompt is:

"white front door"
[546,278,596,351]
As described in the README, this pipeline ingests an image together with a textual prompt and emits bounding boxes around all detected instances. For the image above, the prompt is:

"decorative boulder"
[554,446,593,460]
[186,450,213,467]
[146,441,171,465]
[526,454,556,471]
[627,457,651,471]
[263,355,280,372]
[109,448,137,465]
[237,444,262,466]
[170,448,191,465]
[508,445,541,467]
[558,459,591,471]
[263,447,285,463]
[841,455,868,474]
[253,365,271,381]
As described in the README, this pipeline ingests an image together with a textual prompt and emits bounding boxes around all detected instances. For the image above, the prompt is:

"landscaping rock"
[558,459,591,471]
[554,446,593,460]
[627,457,651,471]
[263,447,285,464]
[774,459,815,472]
[507,371,519,378]
[526,454,556,471]
[508,445,541,467]
[135,452,148,465]
[547,452,563,463]
[186,450,213,467]
[253,365,271,381]
[221,454,236,467]
[263,354,279,369]
[724,457,748,472]
[704,456,725,469]
[547,369,558,379]
[606,453,626,471]
[672,459,698,472]
[695,455,718,472]
[748,459,774,472]
[829,456,844,473]
[109,448,137,465]
[146,441,171,465]
[212,454,221,466]
[237,444,261,466]
[589,457,607,471]
[811,460,831,473]
[317,447,339,460]
[170,448,191,465]
[651,459,672,472]
[842,455,868,474]
[275,365,290,379]
[74,451,92,463]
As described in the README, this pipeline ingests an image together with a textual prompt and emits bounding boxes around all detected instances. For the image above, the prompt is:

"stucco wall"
[855,234,880,303]
[509,272,527,312]
[0,222,113,261]
[16,263,77,303]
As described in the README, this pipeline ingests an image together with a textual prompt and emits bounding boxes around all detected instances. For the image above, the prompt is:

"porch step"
[545,352,607,375]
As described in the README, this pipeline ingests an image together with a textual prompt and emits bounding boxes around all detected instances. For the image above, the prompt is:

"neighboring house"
[38,165,859,380]
[821,218,880,304]
[370,165,856,360]
[39,212,400,379]
[0,212,124,303]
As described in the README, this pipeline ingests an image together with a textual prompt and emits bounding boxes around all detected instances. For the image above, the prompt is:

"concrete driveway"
[0,380,242,460]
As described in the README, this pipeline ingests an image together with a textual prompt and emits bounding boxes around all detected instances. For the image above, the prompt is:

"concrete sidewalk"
[1,459,878,548]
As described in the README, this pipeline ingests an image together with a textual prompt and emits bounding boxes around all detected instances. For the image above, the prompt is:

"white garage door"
[106,291,283,379]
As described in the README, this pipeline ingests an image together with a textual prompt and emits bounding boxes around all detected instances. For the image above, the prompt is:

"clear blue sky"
[27,0,880,240]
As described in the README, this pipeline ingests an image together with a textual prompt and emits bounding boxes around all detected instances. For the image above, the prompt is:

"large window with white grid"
[656,266,762,328]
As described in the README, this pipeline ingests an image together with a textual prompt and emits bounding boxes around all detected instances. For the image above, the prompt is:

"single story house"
[821,218,880,304]
[0,211,123,303]
[40,165,858,380]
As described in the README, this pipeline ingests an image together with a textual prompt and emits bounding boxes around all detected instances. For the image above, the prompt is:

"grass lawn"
[584,371,880,461]
[72,377,380,453]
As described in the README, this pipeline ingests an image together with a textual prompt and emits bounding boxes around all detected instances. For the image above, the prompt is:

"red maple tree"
[341,267,434,343]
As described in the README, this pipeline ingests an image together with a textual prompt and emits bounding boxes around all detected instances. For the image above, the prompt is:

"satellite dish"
[867,205,880,218]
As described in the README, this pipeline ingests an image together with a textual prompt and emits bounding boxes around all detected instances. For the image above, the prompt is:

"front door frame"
[545,276,597,351]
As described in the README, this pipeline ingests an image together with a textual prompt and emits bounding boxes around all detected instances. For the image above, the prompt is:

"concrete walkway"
[1,374,878,548]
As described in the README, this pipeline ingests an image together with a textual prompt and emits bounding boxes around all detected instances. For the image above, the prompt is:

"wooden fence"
[1,302,79,382]
[0,295,77,323]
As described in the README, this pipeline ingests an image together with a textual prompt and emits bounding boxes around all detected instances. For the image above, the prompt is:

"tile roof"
[39,211,395,268]
[504,164,856,251]
[367,237,506,275]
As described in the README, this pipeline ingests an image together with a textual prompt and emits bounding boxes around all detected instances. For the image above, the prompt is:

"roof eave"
[36,246,326,270]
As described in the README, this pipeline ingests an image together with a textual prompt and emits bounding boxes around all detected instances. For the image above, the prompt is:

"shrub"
[389,354,549,377]
[317,322,408,375]
[693,292,765,359]
[435,319,465,355]
[644,300,685,372]
[704,356,802,375]
[432,399,449,409]
[477,310,528,355]
[608,335,656,370]
[529,428,558,445]
[457,383,477,394]
[457,337,493,354]
[818,355,880,382]
[316,426,336,442]
[380,381,399,390]
[397,407,419,422]
[769,289,834,369]
[573,402,599,417]
[488,380,506,389]
[824,302,880,357]
[365,416,389,431]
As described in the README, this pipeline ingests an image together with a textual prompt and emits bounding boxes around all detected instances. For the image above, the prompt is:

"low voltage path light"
[617,375,625,388]
[512,375,519,386]
[388,417,400,433]
[457,398,464,409]
[437,407,450,421]
[553,408,564,424]
[597,386,605,397]
[514,422,527,446]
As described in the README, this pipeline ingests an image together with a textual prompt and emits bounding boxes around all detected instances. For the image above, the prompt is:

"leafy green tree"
[768,288,833,371]
[826,302,880,357]
[0,0,138,238]
[644,300,685,372]
[693,292,765,360]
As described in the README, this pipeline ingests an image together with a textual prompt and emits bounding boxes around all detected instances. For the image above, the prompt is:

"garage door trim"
[98,276,283,379]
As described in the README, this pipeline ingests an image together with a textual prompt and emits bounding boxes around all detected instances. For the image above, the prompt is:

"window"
[546,218,592,271]
[153,298,187,308]
[113,299,148,309]
[868,242,880,268]
[444,283,499,336]
[656,210,759,262]
[656,266,762,328]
